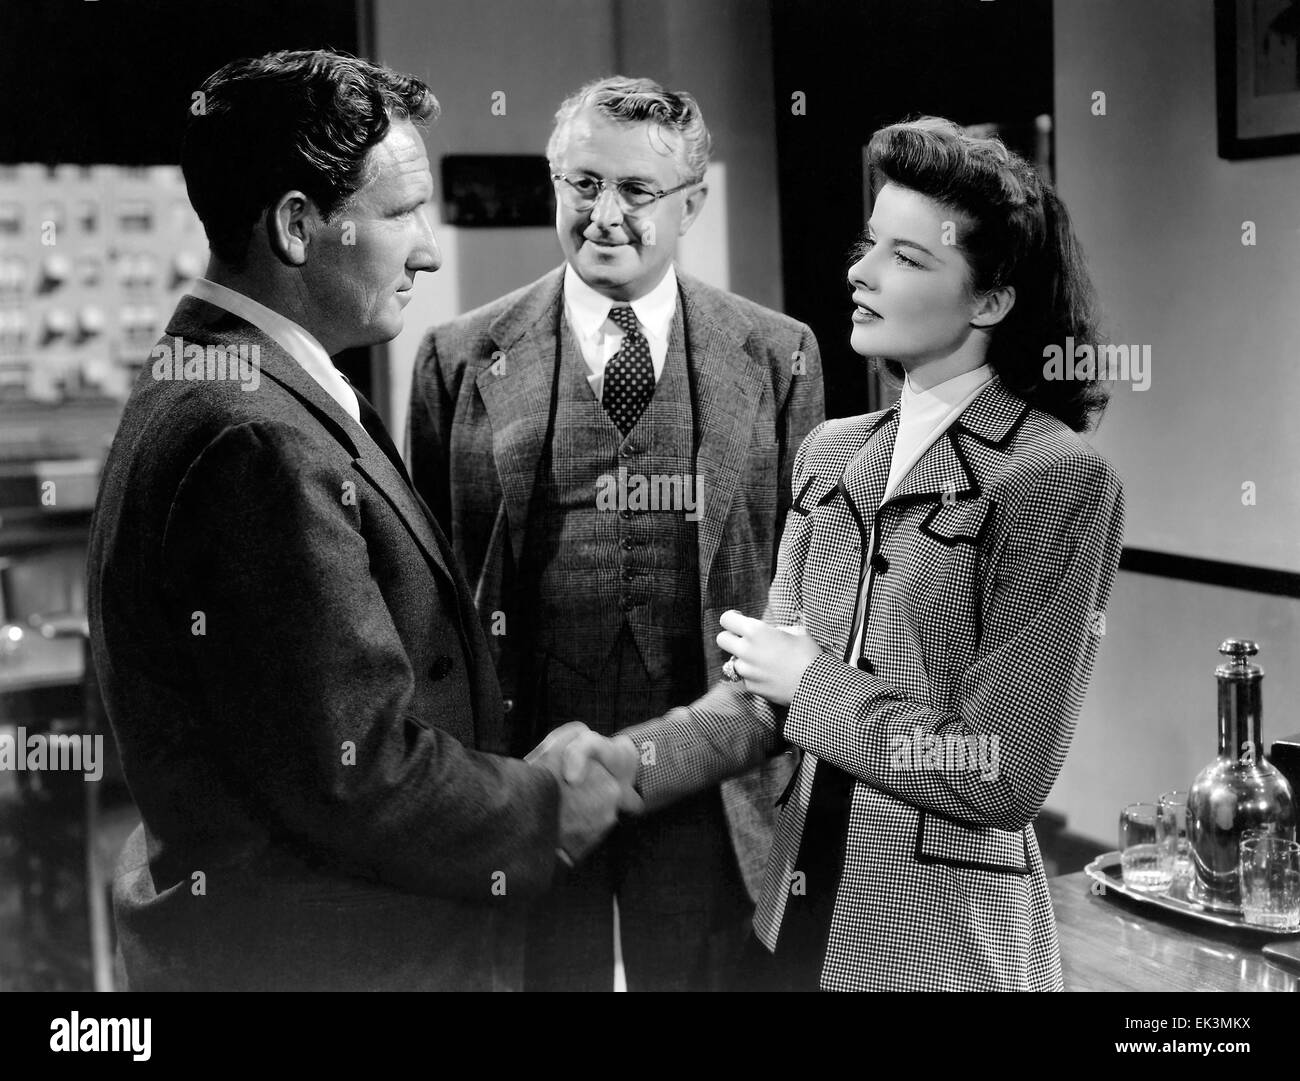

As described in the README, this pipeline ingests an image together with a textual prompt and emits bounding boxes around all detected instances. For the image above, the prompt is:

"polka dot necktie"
[602,305,655,435]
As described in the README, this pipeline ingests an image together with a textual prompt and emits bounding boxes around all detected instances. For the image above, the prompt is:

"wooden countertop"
[1050,871,1300,991]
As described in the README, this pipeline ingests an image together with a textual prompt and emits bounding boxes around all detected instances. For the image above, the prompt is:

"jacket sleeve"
[406,326,455,535]
[623,421,831,810]
[161,419,559,900]
[781,453,1126,832]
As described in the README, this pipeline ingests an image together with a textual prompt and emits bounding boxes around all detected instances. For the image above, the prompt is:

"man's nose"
[410,207,441,273]
[589,186,625,229]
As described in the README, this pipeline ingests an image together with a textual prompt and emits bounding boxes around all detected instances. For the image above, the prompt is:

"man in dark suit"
[407,76,824,990]
[87,49,637,992]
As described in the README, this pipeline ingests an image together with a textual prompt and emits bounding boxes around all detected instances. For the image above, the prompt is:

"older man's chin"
[575,250,641,289]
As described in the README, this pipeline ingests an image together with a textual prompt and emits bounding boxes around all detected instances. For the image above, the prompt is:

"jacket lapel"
[165,296,455,584]
[476,269,565,570]
[883,423,976,506]
[679,273,769,603]
[349,455,454,582]
[840,407,898,529]
[166,296,359,454]
[474,268,777,600]
[885,377,1029,506]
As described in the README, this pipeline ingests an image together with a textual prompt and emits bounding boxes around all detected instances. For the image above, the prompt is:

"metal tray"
[1083,850,1300,935]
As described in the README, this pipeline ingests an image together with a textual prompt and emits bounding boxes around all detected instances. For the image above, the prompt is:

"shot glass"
[1119,802,1172,893]
[1157,789,1191,884]
[1239,835,1300,930]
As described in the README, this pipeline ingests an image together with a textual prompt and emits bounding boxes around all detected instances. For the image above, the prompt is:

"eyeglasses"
[551,172,700,215]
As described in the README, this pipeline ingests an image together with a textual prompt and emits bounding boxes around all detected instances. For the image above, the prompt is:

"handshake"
[526,722,644,867]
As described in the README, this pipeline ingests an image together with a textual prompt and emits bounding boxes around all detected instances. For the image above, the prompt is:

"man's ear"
[677,182,708,236]
[265,190,315,268]
[970,285,1015,329]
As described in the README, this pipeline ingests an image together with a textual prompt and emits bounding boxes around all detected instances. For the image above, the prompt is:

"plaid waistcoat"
[528,313,702,683]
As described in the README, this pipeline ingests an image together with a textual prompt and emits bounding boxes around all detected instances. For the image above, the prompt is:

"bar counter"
[1050,871,1300,991]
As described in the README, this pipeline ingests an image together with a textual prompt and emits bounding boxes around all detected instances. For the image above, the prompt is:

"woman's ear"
[970,285,1016,329]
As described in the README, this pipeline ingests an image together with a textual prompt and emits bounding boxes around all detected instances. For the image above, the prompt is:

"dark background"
[0,0,376,393]
[0,0,367,163]
[771,0,1054,415]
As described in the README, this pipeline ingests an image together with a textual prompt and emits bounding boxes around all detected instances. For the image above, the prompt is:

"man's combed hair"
[546,75,711,182]
[865,117,1108,432]
[182,48,438,266]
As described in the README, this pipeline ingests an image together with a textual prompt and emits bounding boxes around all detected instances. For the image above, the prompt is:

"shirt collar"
[900,363,994,420]
[188,277,360,423]
[562,262,679,344]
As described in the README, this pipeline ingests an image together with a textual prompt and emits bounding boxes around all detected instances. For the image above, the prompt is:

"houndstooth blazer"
[625,376,1126,991]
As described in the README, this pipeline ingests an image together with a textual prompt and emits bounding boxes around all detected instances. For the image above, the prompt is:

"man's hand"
[558,730,641,809]
[717,610,823,707]
[525,721,590,768]
[527,724,644,865]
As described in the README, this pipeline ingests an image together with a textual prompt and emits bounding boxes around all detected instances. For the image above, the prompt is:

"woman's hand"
[717,610,824,707]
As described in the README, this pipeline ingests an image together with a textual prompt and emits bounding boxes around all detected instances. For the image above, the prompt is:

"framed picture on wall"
[441,155,554,228]
[1216,0,1300,158]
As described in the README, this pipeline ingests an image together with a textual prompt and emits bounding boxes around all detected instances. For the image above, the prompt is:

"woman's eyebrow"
[895,237,937,258]
[866,222,938,259]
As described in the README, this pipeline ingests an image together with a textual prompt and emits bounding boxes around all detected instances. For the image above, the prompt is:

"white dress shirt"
[188,277,360,424]
[562,263,679,403]
[849,363,995,661]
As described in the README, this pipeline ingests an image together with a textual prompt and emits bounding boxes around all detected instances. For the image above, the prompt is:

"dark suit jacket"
[406,267,824,899]
[87,296,559,991]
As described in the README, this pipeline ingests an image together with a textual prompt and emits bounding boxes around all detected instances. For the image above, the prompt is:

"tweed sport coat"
[407,266,824,900]
[624,377,1126,990]
[88,296,560,991]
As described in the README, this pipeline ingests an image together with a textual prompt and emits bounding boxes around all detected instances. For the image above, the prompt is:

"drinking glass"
[1158,789,1191,884]
[1120,802,1172,892]
[1239,835,1300,929]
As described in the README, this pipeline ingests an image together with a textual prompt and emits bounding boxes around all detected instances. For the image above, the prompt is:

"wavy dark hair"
[864,117,1107,432]
[182,49,437,266]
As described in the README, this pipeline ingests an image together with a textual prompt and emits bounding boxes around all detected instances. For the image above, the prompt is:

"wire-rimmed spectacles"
[551,172,701,215]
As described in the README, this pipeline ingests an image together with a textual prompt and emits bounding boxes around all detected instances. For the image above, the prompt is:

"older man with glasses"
[407,75,824,992]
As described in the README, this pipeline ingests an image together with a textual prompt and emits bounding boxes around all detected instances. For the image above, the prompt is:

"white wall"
[1055,0,1300,574]
[1051,0,1300,842]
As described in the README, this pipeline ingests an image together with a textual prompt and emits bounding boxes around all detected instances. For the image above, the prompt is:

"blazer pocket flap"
[915,811,1029,875]
[791,473,845,517]
[918,499,994,547]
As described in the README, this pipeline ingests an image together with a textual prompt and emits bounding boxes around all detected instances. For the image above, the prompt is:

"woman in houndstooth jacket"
[587,117,1127,991]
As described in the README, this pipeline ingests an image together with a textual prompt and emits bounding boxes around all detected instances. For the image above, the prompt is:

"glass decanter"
[1186,640,1296,912]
